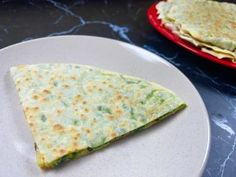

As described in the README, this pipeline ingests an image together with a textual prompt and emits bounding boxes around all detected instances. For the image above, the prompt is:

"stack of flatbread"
[156,0,236,62]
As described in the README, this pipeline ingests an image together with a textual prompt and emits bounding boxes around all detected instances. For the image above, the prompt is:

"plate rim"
[0,35,211,177]
[147,0,236,69]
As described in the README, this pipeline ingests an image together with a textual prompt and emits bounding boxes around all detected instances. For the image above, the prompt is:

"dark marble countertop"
[0,1,236,177]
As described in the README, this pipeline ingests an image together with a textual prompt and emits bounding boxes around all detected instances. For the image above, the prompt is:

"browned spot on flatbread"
[115,94,122,100]
[42,98,48,102]
[32,107,39,111]
[74,133,80,141]
[230,21,236,29]
[108,115,114,120]
[43,89,51,94]
[32,95,39,100]
[59,149,66,154]
[80,114,86,119]
[69,127,77,133]
[70,76,76,80]
[115,109,123,115]
[91,118,97,126]
[74,94,82,103]
[214,20,221,28]
[86,129,91,134]
[53,124,64,131]
[56,109,62,115]
[63,84,70,89]
[84,108,89,113]
[73,142,77,147]
[111,132,117,138]
[24,107,29,112]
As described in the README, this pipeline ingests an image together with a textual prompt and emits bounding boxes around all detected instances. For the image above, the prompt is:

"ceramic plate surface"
[0,35,210,177]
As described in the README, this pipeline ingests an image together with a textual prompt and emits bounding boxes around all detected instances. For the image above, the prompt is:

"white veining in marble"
[218,137,236,177]
[212,116,235,138]
[47,0,86,23]
[48,20,132,43]
[46,0,132,42]
[54,15,64,25]
[143,44,180,66]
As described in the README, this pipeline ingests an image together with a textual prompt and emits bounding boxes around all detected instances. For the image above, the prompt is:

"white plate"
[0,36,210,177]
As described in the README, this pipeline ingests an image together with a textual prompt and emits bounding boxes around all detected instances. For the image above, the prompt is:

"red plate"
[147,1,236,69]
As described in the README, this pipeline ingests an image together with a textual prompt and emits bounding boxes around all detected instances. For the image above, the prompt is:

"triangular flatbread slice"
[10,64,186,169]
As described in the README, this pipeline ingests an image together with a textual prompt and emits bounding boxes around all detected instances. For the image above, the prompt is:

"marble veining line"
[48,24,82,37]
[106,22,131,43]
[22,37,34,42]
[46,0,85,24]
[140,32,162,42]
[207,88,236,177]
[206,168,213,177]
[218,136,236,177]
[48,21,132,43]
[192,67,236,119]
[225,97,236,120]
[192,68,222,87]
[215,136,231,146]
[142,44,180,65]
[210,90,236,177]
[214,89,236,121]
[132,8,143,21]
[3,28,8,34]
[28,0,41,9]
[194,68,236,91]
[54,15,64,25]
[135,8,143,17]
[0,25,8,34]
[212,116,235,138]
[101,9,109,17]
[223,97,236,121]
[29,0,131,43]
[72,0,86,6]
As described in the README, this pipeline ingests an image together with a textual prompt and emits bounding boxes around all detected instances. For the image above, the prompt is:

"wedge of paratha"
[157,0,236,61]
[10,64,186,169]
